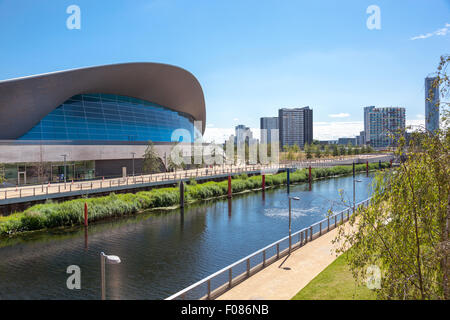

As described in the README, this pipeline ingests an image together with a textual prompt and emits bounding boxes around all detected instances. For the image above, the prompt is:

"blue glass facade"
[19,94,198,142]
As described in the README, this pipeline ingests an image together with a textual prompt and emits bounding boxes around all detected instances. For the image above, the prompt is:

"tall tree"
[142,141,162,174]
[334,55,450,300]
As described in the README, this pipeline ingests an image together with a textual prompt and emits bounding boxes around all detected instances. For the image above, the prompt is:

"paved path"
[217,222,349,300]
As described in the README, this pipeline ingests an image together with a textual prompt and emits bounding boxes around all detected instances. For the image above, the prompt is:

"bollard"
[390,159,392,168]
[228,175,232,198]
[84,202,88,226]
[262,174,265,191]
[366,160,368,177]
[180,181,184,208]
[308,166,312,190]
[287,169,290,194]
[379,160,381,170]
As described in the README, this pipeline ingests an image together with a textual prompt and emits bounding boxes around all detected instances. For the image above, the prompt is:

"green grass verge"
[291,253,377,300]
[0,162,390,236]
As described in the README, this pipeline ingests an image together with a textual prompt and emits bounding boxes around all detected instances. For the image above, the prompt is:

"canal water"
[0,173,374,299]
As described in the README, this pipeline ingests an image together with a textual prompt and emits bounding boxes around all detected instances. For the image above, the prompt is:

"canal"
[0,172,374,299]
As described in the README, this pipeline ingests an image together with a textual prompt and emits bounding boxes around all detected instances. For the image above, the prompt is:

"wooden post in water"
[84,202,88,227]
[228,175,232,198]
[262,174,265,191]
[366,160,369,177]
[287,169,290,194]
[309,166,312,191]
[179,181,184,208]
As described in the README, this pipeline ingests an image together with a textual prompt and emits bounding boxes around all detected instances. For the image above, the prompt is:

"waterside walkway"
[217,220,351,300]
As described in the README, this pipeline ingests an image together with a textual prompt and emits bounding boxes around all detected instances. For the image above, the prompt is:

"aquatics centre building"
[0,62,206,185]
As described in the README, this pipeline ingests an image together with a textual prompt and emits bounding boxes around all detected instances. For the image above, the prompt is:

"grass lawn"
[292,253,377,300]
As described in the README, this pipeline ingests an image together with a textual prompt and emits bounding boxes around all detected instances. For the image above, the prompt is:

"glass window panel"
[18,93,196,142]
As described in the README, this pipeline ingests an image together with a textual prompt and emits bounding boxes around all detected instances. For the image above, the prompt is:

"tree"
[0,163,5,184]
[304,143,312,159]
[142,141,162,174]
[332,144,339,157]
[334,55,450,300]
[314,144,322,158]
[324,145,331,157]
[346,142,353,156]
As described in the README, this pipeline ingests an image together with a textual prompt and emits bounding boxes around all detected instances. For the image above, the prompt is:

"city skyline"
[0,1,448,143]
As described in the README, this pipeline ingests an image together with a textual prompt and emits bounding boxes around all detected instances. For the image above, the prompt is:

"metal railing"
[0,155,391,202]
[0,164,284,201]
[166,198,372,300]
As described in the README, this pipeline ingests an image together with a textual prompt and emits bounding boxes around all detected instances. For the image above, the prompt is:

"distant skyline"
[0,0,449,142]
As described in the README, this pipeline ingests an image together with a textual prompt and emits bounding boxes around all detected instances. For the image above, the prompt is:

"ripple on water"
[264,207,320,219]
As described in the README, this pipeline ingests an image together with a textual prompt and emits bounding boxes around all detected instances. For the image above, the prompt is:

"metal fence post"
[263,250,266,267]
[309,226,313,241]
[327,217,330,231]
[229,268,232,288]
[207,280,211,300]
[247,259,250,277]
[276,243,280,259]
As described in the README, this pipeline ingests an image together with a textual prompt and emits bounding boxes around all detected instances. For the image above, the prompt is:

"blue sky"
[0,0,449,141]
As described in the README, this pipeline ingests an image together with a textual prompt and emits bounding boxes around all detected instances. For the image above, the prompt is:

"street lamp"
[288,196,300,253]
[352,162,362,212]
[61,154,67,188]
[100,252,121,300]
[131,152,136,177]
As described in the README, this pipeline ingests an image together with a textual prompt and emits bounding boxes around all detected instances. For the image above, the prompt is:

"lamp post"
[288,196,300,253]
[61,154,67,188]
[100,252,121,300]
[352,162,362,212]
[131,152,136,177]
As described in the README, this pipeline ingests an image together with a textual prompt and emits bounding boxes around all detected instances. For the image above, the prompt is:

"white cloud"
[203,127,234,143]
[410,23,449,40]
[314,121,363,140]
[416,114,424,119]
[328,113,350,118]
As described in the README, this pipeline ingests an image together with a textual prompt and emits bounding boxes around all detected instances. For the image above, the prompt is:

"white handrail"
[165,197,371,300]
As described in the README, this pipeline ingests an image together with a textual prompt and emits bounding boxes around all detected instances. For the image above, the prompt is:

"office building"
[260,117,278,144]
[363,106,405,148]
[278,107,313,149]
[337,137,357,146]
[234,125,253,145]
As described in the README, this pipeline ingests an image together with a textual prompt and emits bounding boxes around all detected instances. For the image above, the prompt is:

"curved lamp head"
[289,196,300,201]
[101,252,121,264]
